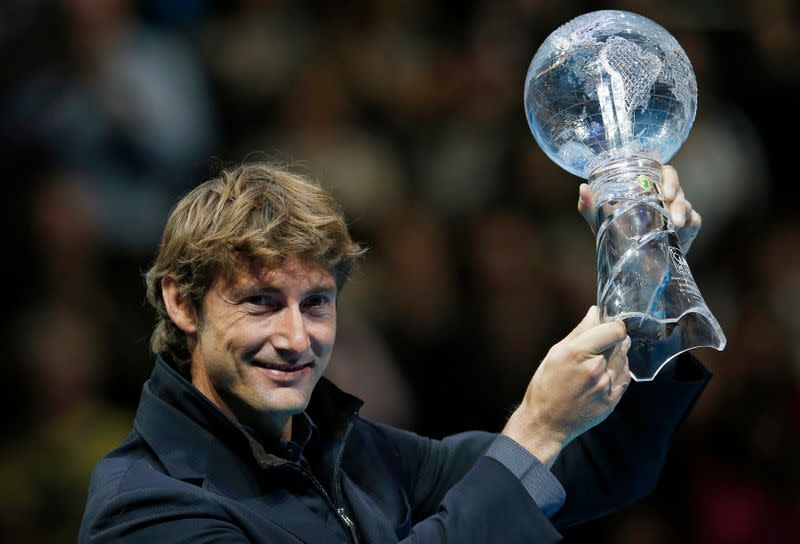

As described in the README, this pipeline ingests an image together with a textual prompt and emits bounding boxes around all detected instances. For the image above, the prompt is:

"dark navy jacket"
[80,355,709,543]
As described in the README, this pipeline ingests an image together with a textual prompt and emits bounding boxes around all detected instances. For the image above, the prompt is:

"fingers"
[682,203,702,234]
[678,209,702,253]
[607,335,631,375]
[686,208,702,230]
[564,305,599,341]
[609,378,631,401]
[662,164,680,200]
[577,183,596,232]
[662,164,703,253]
[581,343,630,401]
[573,319,627,355]
[672,195,688,227]
[662,165,686,227]
[683,199,693,219]
[662,165,696,231]
[602,337,631,400]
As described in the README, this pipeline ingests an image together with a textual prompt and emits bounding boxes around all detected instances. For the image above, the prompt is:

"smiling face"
[188,256,337,437]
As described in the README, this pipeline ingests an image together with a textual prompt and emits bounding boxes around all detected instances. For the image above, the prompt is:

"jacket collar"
[133,356,363,482]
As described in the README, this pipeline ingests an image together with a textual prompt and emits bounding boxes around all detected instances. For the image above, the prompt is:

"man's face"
[189,256,337,429]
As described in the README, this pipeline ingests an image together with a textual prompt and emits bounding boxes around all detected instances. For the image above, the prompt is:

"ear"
[161,275,199,335]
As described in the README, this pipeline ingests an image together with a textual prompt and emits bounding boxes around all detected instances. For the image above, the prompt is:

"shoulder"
[346,418,403,466]
[85,431,170,502]
[80,432,236,543]
[81,431,209,522]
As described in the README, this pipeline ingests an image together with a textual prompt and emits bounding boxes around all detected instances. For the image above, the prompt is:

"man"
[79,162,709,543]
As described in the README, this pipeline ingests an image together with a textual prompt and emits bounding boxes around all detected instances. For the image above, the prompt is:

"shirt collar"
[240,411,318,465]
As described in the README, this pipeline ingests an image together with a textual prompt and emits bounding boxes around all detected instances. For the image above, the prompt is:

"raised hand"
[576,165,702,253]
[502,306,631,467]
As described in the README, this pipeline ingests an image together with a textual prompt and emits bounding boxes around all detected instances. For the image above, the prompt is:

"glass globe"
[524,10,697,179]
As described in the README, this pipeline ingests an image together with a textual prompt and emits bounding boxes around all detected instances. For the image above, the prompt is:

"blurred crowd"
[1,0,798,542]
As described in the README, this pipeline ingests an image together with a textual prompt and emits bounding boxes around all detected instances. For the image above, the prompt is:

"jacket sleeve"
[373,425,563,543]
[374,353,709,542]
[549,353,710,528]
[372,426,494,520]
[400,456,563,543]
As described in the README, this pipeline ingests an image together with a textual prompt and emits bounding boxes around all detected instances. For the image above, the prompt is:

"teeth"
[257,363,308,372]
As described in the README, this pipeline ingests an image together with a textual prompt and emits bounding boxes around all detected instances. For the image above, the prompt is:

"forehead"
[222,256,336,293]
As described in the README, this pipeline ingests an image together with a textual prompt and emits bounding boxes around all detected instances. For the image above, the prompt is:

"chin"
[260,388,311,415]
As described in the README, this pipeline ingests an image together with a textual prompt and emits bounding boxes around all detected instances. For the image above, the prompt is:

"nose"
[271,305,311,361]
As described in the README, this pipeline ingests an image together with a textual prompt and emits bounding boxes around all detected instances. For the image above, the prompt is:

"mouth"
[251,361,314,373]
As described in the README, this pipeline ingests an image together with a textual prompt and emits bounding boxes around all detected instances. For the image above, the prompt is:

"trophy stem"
[588,157,726,381]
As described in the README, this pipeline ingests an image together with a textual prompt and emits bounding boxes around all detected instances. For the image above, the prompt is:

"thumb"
[565,305,598,340]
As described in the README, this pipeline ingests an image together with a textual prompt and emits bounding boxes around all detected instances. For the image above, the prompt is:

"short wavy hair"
[145,161,365,367]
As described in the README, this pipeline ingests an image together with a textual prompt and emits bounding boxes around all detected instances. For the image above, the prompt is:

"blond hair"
[145,161,364,366]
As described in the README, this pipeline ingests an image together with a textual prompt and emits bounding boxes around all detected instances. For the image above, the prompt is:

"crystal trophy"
[523,10,725,380]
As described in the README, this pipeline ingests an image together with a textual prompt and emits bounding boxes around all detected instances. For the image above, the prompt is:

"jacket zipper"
[332,412,359,543]
[282,411,360,543]
[304,472,360,544]
[336,507,356,534]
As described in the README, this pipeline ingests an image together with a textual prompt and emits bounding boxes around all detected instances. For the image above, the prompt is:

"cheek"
[233,322,274,358]
[310,319,337,357]
[203,317,268,360]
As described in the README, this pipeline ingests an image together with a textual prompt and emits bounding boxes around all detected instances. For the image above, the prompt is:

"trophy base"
[618,310,725,381]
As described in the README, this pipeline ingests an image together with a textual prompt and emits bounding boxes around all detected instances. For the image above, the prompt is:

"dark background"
[1,0,798,542]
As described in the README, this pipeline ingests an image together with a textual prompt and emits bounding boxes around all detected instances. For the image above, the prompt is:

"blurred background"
[0,0,798,542]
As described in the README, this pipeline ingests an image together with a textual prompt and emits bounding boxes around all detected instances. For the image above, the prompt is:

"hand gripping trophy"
[523,10,726,380]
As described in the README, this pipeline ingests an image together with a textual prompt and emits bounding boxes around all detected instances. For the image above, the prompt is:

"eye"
[303,294,332,315]
[244,295,279,309]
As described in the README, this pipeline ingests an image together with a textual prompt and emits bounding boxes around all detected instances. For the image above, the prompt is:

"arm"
[400,356,708,534]
[544,164,709,525]
[498,307,709,529]
[374,425,563,543]
[374,426,495,520]
[383,165,704,541]
[361,305,630,543]
[549,354,709,528]
[373,425,563,520]
[400,456,562,543]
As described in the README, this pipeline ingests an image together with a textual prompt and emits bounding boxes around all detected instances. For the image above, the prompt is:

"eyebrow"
[232,284,336,298]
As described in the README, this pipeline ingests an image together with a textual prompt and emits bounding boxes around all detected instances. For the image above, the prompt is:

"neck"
[237,410,294,446]
[282,417,293,441]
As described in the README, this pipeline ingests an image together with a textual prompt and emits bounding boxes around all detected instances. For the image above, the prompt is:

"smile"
[251,361,314,373]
